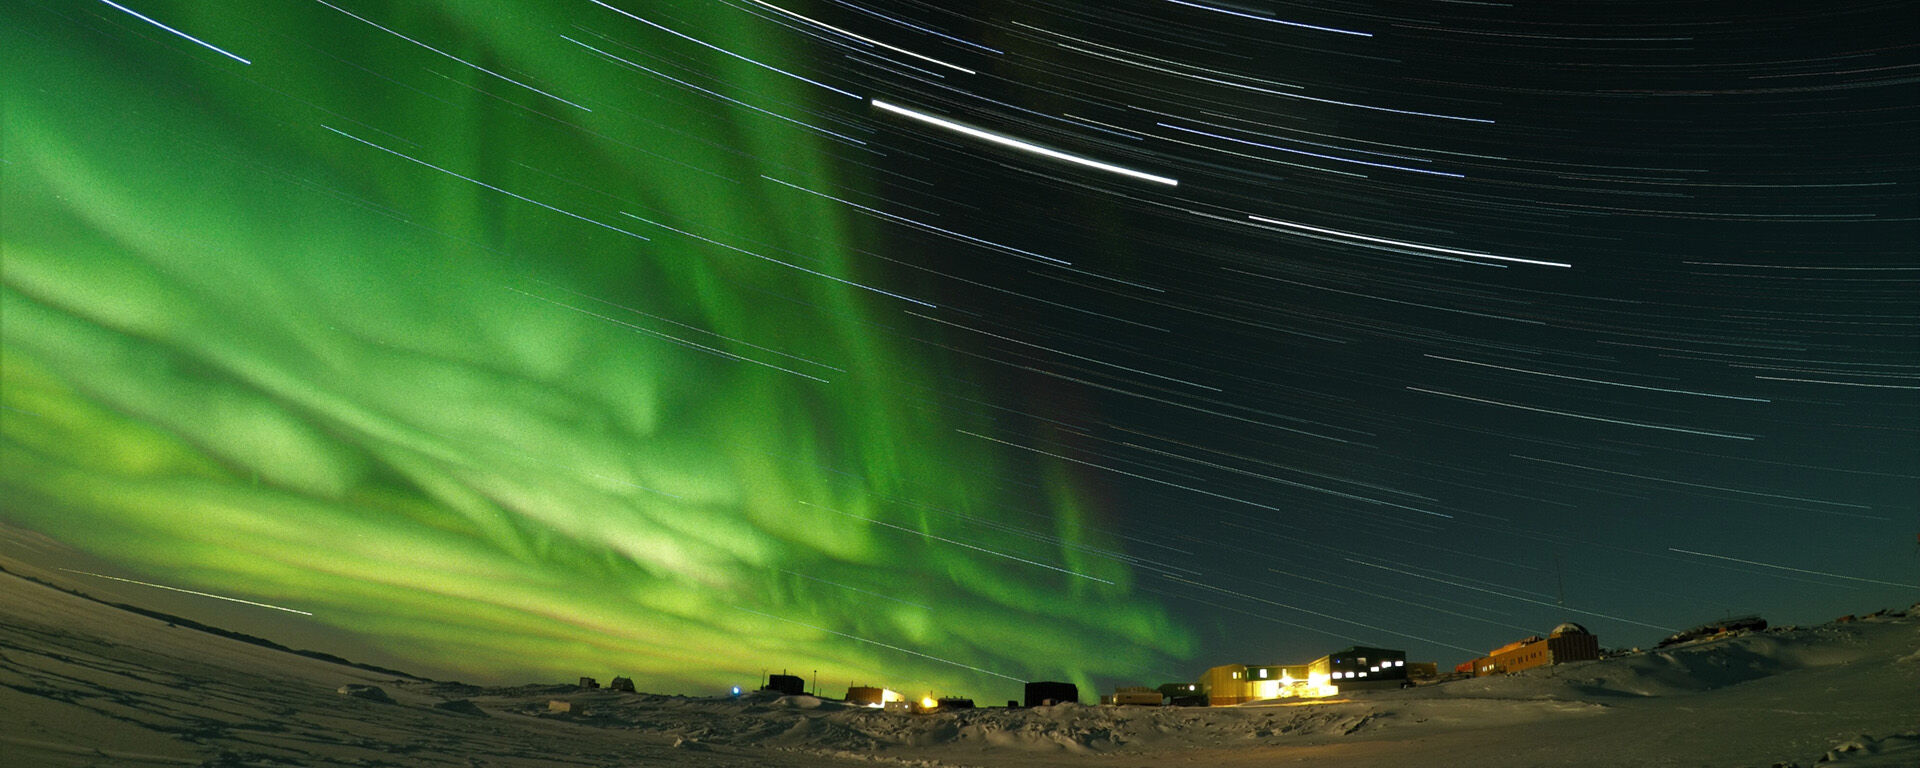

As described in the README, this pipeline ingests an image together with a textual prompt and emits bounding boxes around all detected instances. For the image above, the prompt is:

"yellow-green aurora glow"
[1,1,1191,698]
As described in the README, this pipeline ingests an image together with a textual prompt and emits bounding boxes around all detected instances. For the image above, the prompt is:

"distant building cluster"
[562,621,1635,713]
[1657,616,1766,648]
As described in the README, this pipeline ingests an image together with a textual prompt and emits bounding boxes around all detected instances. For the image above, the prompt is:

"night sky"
[3,0,1914,703]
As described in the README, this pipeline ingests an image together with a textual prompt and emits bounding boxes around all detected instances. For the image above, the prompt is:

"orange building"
[1471,623,1600,676]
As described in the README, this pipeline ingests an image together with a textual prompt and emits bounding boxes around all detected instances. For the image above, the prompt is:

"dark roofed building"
[1311,646,1409,691]
[762,673,806,696]
[1024,680,1079,707]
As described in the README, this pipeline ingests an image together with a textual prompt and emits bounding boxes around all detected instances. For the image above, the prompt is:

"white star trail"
[97,0,251,64]
[59,569,313,616]
[871,99,1180,186]
[1667,549,1917,589]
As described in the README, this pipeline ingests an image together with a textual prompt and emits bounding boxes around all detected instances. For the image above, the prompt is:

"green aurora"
[1,1,1192,699]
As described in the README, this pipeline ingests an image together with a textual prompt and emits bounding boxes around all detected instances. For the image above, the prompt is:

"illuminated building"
[1202,655,1357,704]
[1472,623,1600,676]
[1201,663,1253,706]
[916,696,973,712]
[1110,686,1163,706]
[844,686,903,708]
[1310,646,1409,691]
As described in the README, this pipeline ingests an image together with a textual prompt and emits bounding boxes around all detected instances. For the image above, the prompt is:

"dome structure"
[1549,622,1590,637]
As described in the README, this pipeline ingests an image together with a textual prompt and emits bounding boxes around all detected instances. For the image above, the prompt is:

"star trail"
[2,0,1913,702]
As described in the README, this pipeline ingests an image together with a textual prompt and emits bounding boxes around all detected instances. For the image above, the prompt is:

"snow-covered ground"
[2,557,1914,767]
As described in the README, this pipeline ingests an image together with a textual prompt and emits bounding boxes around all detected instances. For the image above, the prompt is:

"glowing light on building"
[1307,671,1339,698]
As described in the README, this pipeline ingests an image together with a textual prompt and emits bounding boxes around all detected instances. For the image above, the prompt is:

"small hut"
[1024,681,1079,707]
[763,673,806,696]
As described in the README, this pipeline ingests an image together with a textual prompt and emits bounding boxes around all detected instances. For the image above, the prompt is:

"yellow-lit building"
[1110,686,1163,706]
[1202,664,1250,706]
[844,686,903,708]
[1202,662,1336,705]
[1472,623,1600,676]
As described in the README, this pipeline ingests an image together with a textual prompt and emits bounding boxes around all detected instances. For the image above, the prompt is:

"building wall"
[1202,664,1249,706]
[1317,646,1409,686]
[1024,681,1079,707]
[1244,664,1314,700]
[1204,648,1405,703]
[1474,633,1601,676]
[1547,632,1601,663]
[1487,639,1552,675]
[1113,689,1163,706]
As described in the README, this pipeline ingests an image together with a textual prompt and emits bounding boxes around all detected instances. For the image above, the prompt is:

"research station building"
[1472,623,1600,676]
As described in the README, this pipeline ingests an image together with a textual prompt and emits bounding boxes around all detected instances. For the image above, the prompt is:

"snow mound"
[1819,729,1920,766]
[1407,622,1900,701]
[431,698,486,716]
[334,684,392,702]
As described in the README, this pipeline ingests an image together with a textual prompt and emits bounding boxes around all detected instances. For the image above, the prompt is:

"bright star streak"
[1407,387,1756,440]
[1248,215,1571,268]
[59,568,313,616]
[1426,354,1770,401]
[1343,559,1676,632]
[1163,0,1373,37]
[97,0,252,64]
[1668,549,1917,589]
[871,99,1179,186]
[1754,376,1920,390]
[1159,122,1464,177]
[1122,441,1453,518]
[1515,456,1882,518]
